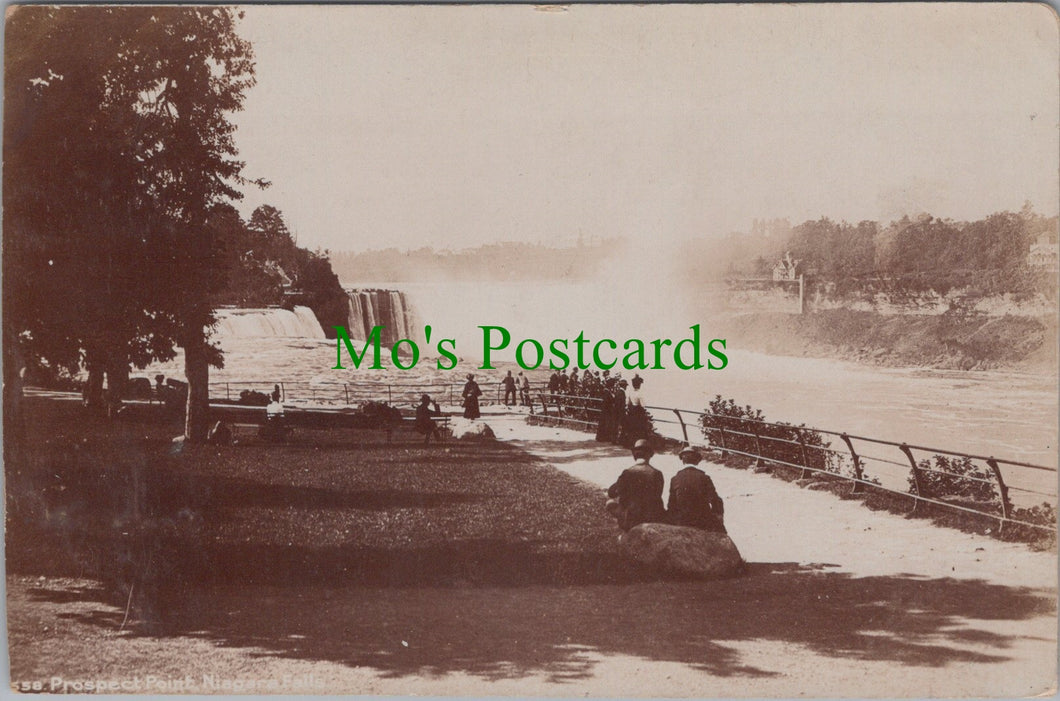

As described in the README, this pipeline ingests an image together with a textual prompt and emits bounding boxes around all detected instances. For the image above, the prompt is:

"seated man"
[260,397,287,442]
[414,393,444,445]
[606,438,667,531]
[667,445,726,533]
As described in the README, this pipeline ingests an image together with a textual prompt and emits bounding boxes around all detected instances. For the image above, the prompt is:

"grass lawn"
[6,398,635,590]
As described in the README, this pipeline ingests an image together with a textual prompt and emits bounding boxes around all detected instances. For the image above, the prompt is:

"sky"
[229,4,1059,253]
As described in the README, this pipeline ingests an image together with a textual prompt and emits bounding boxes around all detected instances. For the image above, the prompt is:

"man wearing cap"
[667,445,726,533]
[606,438,667,531]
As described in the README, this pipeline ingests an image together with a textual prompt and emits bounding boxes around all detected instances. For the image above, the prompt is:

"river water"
[145,281,1057,505]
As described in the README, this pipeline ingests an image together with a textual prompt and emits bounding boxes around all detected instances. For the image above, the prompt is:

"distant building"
[772,251,800,281]
[1028,234,1059,271]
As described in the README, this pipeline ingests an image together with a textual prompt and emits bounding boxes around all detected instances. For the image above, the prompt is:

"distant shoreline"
[717,308,1058,374]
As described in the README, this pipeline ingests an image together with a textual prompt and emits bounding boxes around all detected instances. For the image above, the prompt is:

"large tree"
[4,7,258,440]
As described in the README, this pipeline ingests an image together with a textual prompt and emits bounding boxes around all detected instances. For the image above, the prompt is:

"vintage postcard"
[4,3,1058,697]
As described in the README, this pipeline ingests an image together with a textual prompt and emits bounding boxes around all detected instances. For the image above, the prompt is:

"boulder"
[620,523,744,579]
[450,419,496,441]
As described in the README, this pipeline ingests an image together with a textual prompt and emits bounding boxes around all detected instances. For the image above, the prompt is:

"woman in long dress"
[462,374,482,419]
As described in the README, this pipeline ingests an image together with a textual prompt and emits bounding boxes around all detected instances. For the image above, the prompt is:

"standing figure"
[271,383,282,403]
[548,370,560,411]
[519,372,531,407]
[502,370,517,406]
[627,375,644,408]
[594,384,616,443]
[612,379,628,445]
[462,374,482,419]
[415,394,444,445]
[152,374,167,405]
[605,439,666,531]
[623,375,652,446]
[667,446,726,533]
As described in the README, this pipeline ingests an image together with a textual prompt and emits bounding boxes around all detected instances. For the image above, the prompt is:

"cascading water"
[213,306,326,339]
[344,288,417,344]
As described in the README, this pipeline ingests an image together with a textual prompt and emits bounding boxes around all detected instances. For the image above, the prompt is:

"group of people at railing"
[605,439,726,533]
[540,368,654,447]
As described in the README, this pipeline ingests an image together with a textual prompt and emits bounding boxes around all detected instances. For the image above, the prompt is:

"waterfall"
[343,288,418,344]
[213,306,326,339]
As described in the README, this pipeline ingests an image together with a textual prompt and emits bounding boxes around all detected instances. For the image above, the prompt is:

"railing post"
[797,429,811,480]
[899,443,923,513]
[388,385,392,405]
[985,457,1012,532]
[344,384,350,405]
[226,383,230,402]
[751,424,766,469]
[840,433,864,494]
[717,424,728,459]
[671,409,689,443]
[280,382,285,403]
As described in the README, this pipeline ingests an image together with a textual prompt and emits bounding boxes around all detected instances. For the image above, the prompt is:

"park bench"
[210,405,452,444]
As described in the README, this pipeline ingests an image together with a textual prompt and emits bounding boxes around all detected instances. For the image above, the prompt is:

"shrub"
[699,395,839,474]
[359,400,403,429]
[910,455,997,503]
[237,389,270,406]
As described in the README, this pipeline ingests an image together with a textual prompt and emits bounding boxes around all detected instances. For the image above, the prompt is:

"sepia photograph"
[3,3,1058,696]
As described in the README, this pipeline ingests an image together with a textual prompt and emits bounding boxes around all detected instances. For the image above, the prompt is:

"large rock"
[620,523,744,579]
[450,419,496,441]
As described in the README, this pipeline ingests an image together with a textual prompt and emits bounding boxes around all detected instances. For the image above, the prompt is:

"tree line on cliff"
[3,7,346,441]
[691,207,1057,304]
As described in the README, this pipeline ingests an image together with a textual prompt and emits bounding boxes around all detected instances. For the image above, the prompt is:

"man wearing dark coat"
[605,439,667,531]
[415,394,443,445]
[501,370,517,406]
[667,445,726,533]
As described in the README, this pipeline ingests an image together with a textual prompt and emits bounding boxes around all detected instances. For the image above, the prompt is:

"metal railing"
[208,379,535,408]
[203,378,1055,534]
[648,405,1057,534]
[531,392,604,428]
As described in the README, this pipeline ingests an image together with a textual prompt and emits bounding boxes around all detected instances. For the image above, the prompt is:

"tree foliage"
[724,208,1056,302]
[214,204,349,335]
[4,7,257,439]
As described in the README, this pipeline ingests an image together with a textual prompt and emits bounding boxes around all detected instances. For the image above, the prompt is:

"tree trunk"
[83,354,106,414]
[104,357,129,419]
[2,339,26,450]
[183,328,210,442]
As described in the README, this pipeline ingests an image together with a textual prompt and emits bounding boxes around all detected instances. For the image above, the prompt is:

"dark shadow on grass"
[503,438,631,465]
[23,561,1056,684]
[151,472,485,512]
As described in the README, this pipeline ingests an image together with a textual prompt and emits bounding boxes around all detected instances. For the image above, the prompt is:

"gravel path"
[487,413,1058,696]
